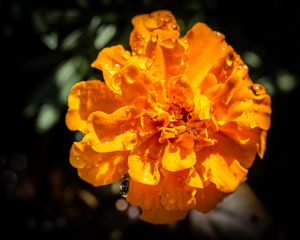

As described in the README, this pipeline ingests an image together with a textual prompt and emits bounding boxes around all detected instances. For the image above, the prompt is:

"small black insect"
[119,173,130,197]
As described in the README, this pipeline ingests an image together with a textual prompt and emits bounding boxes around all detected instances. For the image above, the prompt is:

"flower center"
[151,95,217,149]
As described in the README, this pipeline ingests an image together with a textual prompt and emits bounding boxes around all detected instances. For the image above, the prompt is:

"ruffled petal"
[186,167,207,189]
[140,206,187,225]
[234,82,271,130]
[130,10,180,55]
[86,106,141,143]
[126,180,187,224]
[195,183,227,213]
[184,23,229,89]
[198,134,248,192]
[167,75,194,105]
[128,134,164,185]
[208,46,248,84]
[206,77,271,131]
[219,121,267,166]
[202,156,247,192]
[193,89,212,120]
[162,143,196,172]
[66,80,124,132]
[70,141,128,186]
[91,45,129,92]
[159,169,196,211]
[111,64,151,103]
[144,29,183,83]
[84,130,138,153]
[126,180,160,210]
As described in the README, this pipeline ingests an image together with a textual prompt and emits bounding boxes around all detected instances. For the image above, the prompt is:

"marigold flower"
[66,10,271,224]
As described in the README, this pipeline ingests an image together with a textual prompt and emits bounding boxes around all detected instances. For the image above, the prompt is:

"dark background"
[1,0,299,239]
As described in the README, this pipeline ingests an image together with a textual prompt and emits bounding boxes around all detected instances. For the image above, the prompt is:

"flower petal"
[219,121,267,165]
[234,83,271,130]
[159,169,196,211]
[87,106,141,143]
[112,64,151,103]
[126,180,160,210]
[184,23,228,89]
[126,180,188,224]
[167,75,194,105]
[193,89,212,120]
[199,134,248,193]
[145,29,183,83]
[162,143,196,172]
[128,134,163,185]
[195,183,227,213]
[66,80,124,132]
[130,10,179,55]
[70,141,128,186]
[91,45,129,93]
[84,130,138,153]
[186,167,206,189]
[206,77,271,131]
[140,207,187,225]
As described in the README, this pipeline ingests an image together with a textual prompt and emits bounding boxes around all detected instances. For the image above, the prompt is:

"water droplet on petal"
[70,155,86,168]
[120,173,130,197]
[137,49,143,55]
[146,58,153,69]
[150,32,158,42]
[76,89,81,97]
[226,52,234,67]
[194,143,201,151]
[139,63,146,70]
[251,83,266,96]
[169,144,177,152]
[122,51,131,60]
[160,38,176,48]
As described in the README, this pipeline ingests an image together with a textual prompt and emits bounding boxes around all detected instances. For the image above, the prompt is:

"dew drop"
[120,173,130,197]
[163,14,172,23]
[76,89,81,97]
[151,32,158,42]
[251,83,266,96]
[70,155,86,168]
[169,144,177,152]
[194,143,201,151]
[146,58,153,69]
[226,52,234,67]
[122,51,131,60]
[137,49,143,55]
[139,63,146,70]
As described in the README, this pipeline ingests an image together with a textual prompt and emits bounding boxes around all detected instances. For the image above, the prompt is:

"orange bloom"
[66,10,271,224]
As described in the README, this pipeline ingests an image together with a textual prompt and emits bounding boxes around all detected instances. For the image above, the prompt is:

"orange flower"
[66,10,271,224]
